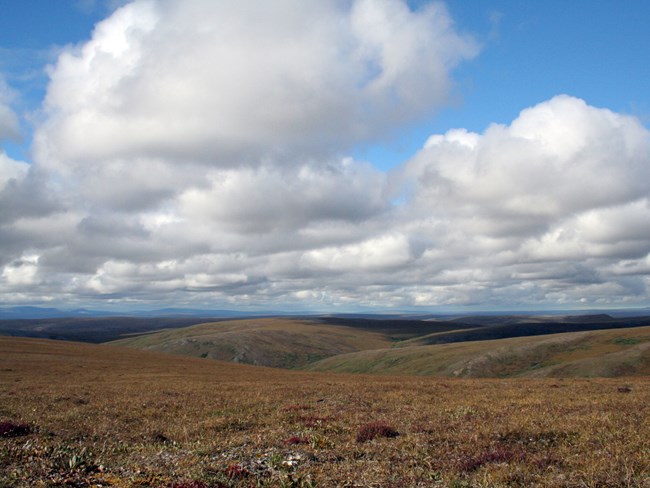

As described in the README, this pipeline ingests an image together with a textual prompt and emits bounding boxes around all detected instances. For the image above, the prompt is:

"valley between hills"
[108,315,650,378]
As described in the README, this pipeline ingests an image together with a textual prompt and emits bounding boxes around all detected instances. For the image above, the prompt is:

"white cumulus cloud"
[0,152,29,189]
[390,95,650,307]
[36,0,477,177]
[0,78,20,144]
[1,1,649,311]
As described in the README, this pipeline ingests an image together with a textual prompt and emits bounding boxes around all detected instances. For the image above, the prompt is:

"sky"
[0,0,649,313]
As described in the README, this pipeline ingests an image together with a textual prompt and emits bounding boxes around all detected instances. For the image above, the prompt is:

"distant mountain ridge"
[2,305,650,320]
[0,306,270,320]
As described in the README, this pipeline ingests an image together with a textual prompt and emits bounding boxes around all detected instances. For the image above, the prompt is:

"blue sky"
[362,0,650,168]
[1,0,649,312]
[2,0,649,166]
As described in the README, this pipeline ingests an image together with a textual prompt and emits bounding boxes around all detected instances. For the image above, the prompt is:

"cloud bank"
[1,0,649,310]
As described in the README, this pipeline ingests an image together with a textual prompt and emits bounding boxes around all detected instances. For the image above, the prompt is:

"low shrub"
[0,420,31,438]
[225,463,250,479]
[356,421,399,443]
[284,435,309,445]
[458,446,522,472]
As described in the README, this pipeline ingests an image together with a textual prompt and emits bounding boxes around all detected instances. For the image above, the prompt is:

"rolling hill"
[110,317,399,368]
[394,314,650,347]
[305,325,650,377]
[107,316,650,376]
[0,314,476,344]
[0,316,233,343]
[107,315,650,376]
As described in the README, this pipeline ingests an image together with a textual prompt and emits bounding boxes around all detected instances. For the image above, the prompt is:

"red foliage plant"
[284,435,309,445]
[0,421,31,438]
[458,446,521,472]
[356,421,399,443]
[224,463,249,479]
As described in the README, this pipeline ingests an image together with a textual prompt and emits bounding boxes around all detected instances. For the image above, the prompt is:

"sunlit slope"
[393,314,650,347]
[0,335,286,384]
[306,325,650,377]
[111,317,393,368]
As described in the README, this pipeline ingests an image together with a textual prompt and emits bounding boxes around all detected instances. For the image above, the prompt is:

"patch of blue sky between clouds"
[0,0,119,161]
[355,0,650,172]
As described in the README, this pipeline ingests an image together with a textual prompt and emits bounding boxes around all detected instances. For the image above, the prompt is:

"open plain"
[1,335,648,487]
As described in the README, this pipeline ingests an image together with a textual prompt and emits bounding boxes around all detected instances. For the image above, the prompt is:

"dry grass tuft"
[167,480,211,488]
[296,415,330,428]
[281,404,311,412]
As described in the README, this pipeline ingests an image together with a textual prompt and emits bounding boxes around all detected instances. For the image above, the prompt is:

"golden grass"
[1,336,649,487]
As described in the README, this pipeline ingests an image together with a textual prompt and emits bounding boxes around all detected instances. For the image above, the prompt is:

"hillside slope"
[0,316,231,343]
[111,317,395,368]
[306,325,650,378]
[395,315,650,347]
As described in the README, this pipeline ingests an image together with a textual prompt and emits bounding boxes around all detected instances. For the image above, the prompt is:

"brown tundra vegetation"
[1,336,649,487]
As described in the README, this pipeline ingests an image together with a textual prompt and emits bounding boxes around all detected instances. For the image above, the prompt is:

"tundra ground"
[1,336,648,487]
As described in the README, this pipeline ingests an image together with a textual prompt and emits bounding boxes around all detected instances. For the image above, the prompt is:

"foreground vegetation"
[1,336,649,487]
